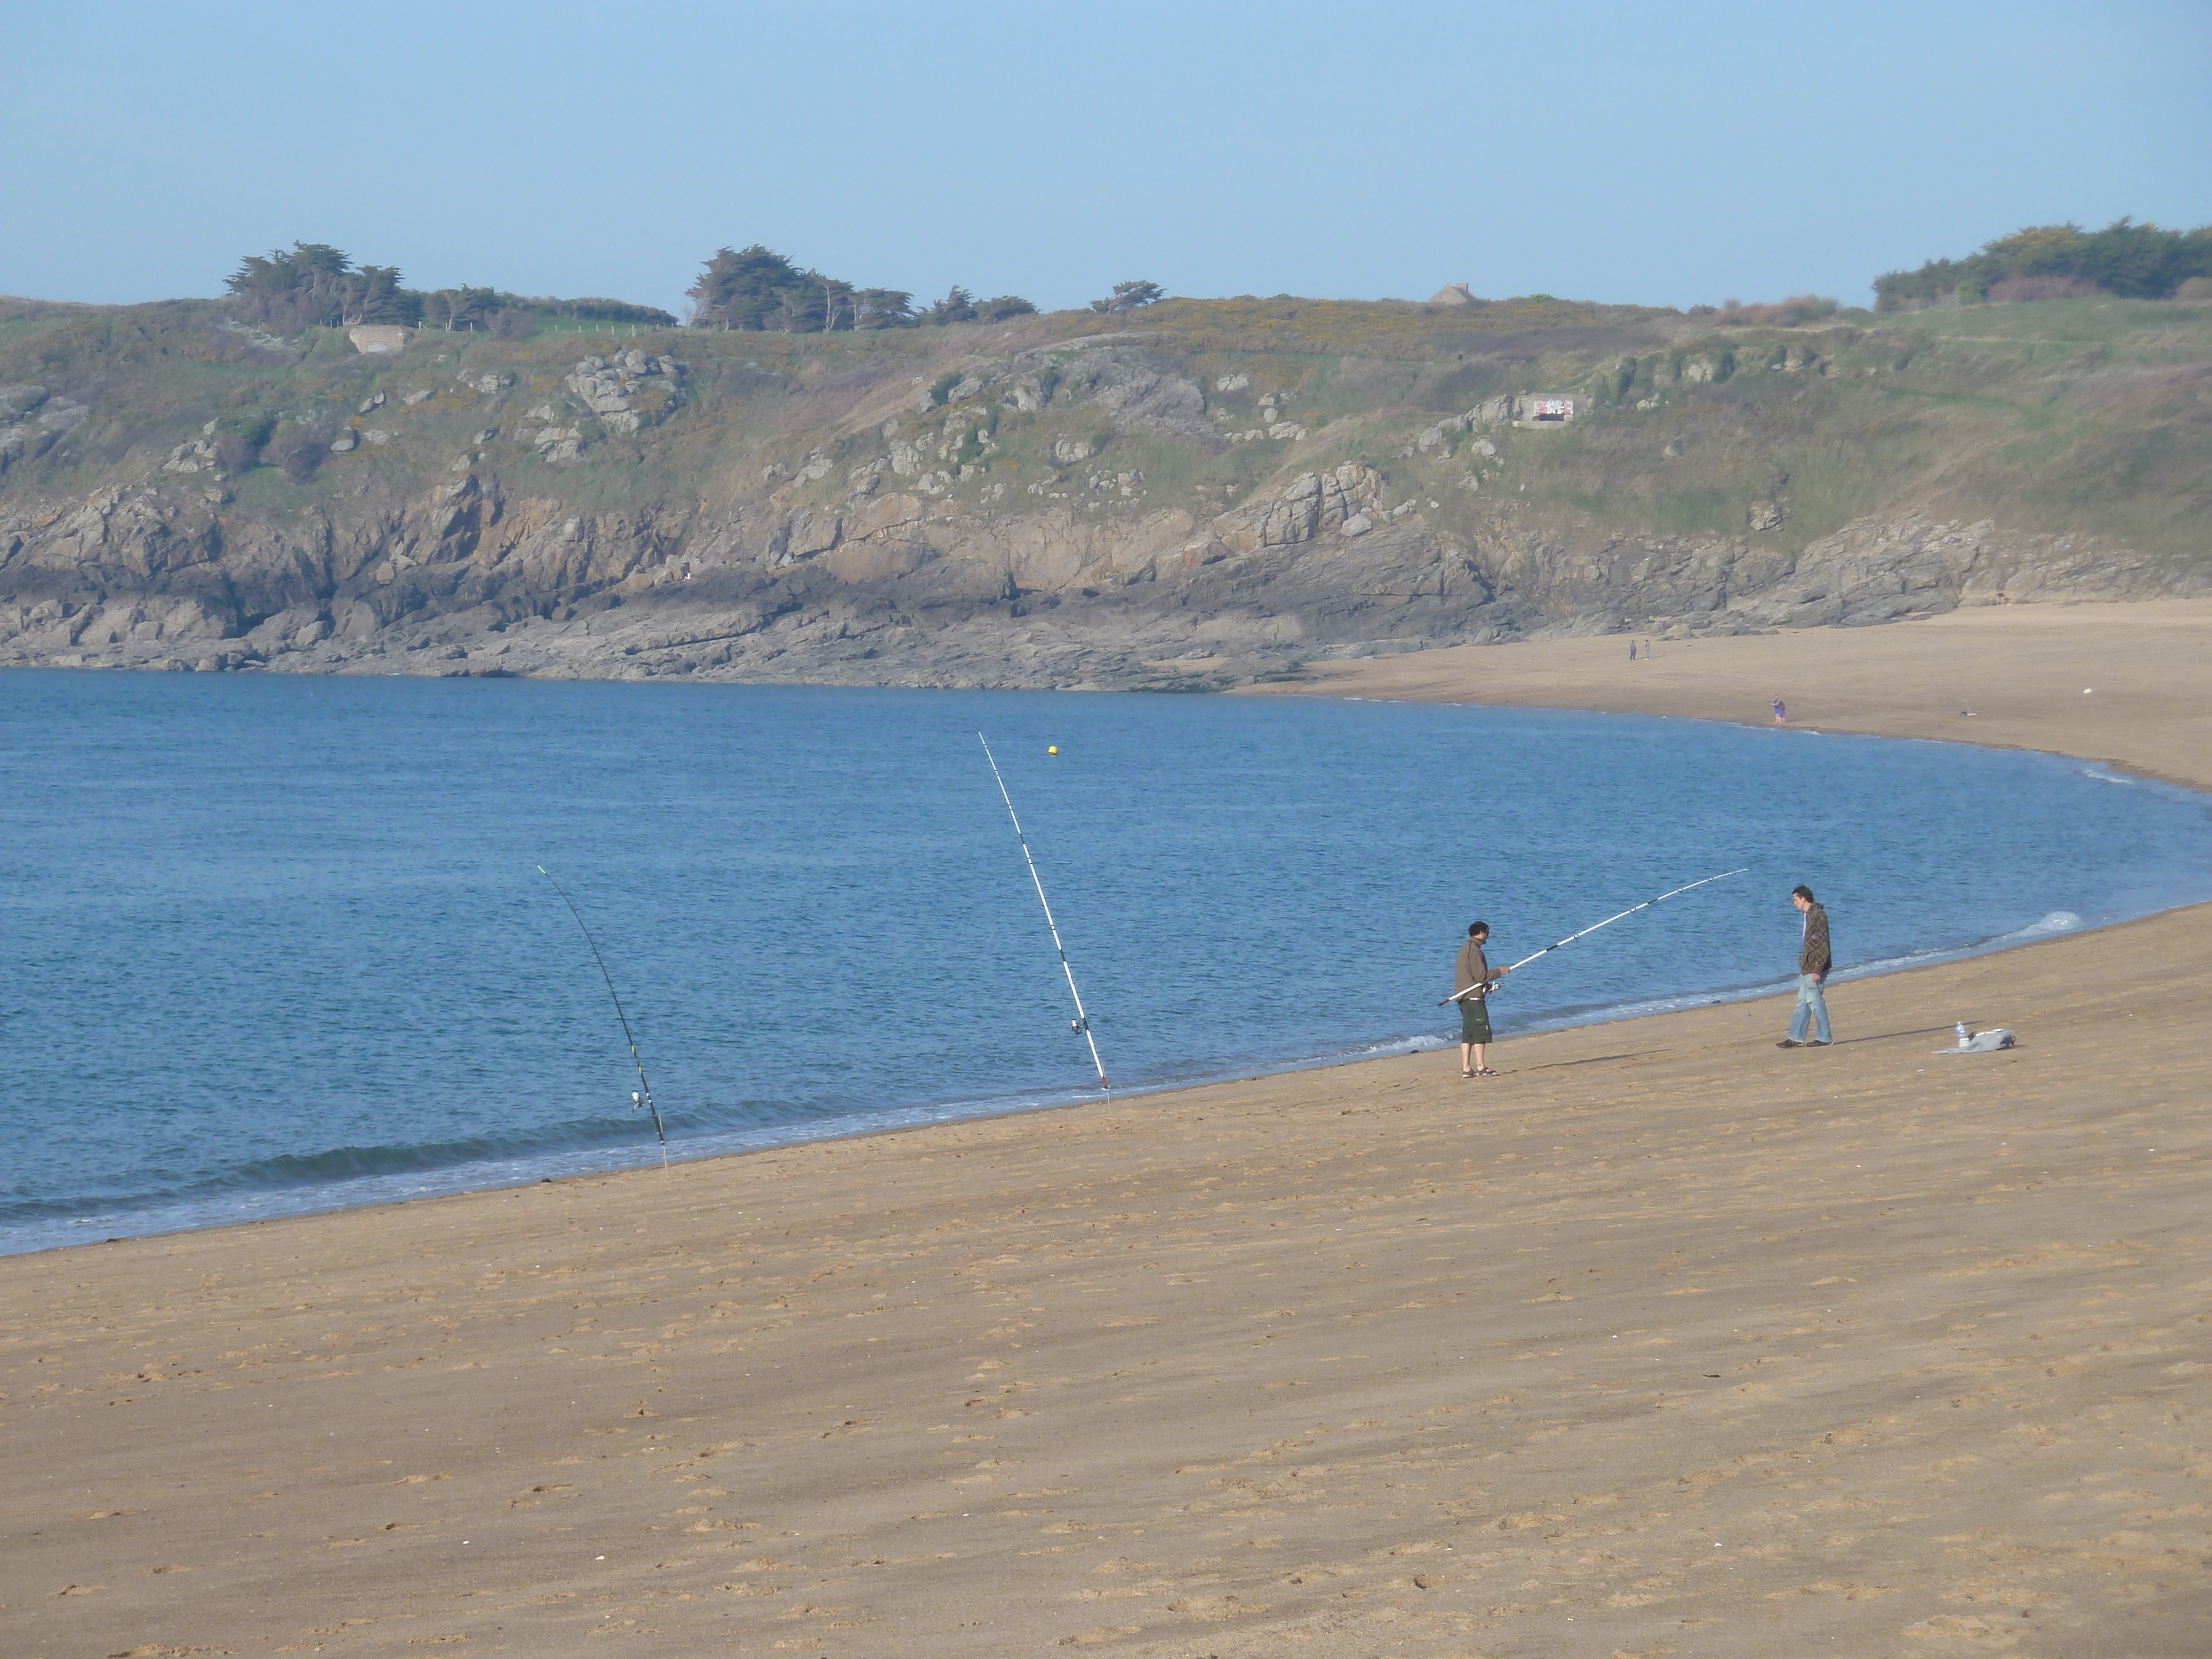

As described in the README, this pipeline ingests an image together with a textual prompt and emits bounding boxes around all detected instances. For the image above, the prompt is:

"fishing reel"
[1070,1017,1089,1034]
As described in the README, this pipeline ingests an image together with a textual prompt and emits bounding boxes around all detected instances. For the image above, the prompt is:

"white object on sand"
[1936,1028,2016,1053]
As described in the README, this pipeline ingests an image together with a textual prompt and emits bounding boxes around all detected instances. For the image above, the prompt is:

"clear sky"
[5,1,2208,316]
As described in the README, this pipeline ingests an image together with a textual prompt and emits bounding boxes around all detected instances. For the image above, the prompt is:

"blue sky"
[4,1,2207,315]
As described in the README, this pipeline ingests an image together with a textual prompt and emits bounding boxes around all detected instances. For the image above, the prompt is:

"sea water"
[2,671,2206,1255]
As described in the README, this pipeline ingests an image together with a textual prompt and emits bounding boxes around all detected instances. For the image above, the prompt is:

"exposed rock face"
[0,385,90,477]
[1043,347,1216,447]
[1205,465,1389,556]
[561,350,684,440]
[162,438,219,474]
[3,460,2191,690]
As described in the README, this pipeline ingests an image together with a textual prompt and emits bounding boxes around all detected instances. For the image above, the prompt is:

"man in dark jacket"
[1451,921,1512,1077]
[1779,884,1832,1047]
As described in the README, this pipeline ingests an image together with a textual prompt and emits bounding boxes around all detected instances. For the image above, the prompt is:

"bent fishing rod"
[1442,867,1750,1004]
[538,864,670,1166]
[979,734,1110,1089]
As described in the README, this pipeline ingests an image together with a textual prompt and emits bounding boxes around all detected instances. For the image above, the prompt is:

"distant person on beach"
[1628,640,1636,661]
[1778,885,1832,1048]
[1773,698,1787,723]
[1453,921,1512,1078]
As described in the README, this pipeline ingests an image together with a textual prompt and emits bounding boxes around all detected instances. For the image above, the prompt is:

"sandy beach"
[6,601,2210,1658]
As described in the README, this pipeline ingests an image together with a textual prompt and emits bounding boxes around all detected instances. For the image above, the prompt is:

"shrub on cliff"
[1706,295,1840,327]
[208,412,274,474]
[916,288,1036,326]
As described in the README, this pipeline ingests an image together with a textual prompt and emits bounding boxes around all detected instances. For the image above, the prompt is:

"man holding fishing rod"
[1440,870,1750,1078]
[1451,922,1511,1078]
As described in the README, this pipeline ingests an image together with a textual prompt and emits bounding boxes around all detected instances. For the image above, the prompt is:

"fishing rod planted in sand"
[538,865,670,1166]
[979,733,1110,1089]
[1442,868,1750,1004]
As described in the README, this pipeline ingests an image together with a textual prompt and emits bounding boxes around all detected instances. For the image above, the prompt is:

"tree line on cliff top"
[222,220,2212,341]
[224,244,676,336]
[223,242,1162,337]
[681,247,1159,330]
[1876,219,2212,309]
[683,244,1039,330]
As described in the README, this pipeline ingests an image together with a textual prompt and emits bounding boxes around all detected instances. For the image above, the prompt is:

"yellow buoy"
[1047,745,1060,756]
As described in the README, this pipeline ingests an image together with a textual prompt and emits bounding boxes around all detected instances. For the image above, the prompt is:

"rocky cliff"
[1,294,2205,687]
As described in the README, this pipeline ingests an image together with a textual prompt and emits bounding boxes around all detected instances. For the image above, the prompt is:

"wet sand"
[6,601,2210,1658]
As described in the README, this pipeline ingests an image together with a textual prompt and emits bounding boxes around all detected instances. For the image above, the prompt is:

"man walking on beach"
[1453,922,1512,1077]
[1779,884,1832,1047]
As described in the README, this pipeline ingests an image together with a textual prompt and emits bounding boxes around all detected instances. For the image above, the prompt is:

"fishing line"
[1443,867,1750,1004]
[538,864,669,1167]
[979,733,1110,1089]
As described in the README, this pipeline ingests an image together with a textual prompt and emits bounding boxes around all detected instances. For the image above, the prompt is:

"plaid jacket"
[1799,902,1832,975]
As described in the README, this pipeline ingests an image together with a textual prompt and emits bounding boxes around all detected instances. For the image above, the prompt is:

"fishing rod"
[538,864,669,1166]
[979,733,1110,1089]
[1442,867,1750,1004]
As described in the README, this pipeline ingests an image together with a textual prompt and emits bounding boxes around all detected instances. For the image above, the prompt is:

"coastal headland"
[3,291,2206,690]
[4,601,2209,1656]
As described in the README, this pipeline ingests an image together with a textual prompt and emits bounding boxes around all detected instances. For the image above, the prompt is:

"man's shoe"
[1807,1040,1832,1047]
[1776,1039,1803,1048]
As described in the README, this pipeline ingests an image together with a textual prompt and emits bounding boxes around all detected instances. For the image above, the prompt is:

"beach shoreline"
[7,598,2210,1658]
[13,821,2187,1265]
[1238,597,2212,792]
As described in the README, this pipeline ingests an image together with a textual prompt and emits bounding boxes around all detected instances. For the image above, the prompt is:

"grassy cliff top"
[3,291,2207,564]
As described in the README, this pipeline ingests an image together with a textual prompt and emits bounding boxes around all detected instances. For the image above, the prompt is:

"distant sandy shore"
[6,602,2210,1658]
[1244,598,2212,792]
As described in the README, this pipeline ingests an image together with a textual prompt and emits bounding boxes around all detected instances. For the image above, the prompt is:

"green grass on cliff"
[2,293,2206,567]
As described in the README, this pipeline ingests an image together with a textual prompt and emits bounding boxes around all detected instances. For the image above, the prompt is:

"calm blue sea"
[2,671,2206,1255]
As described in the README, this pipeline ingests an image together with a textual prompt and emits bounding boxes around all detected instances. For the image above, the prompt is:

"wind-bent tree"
[688,245,821,330]
[921,286,978,325]
[226,243,418,328]
[685,246,1031,330]
[854,288,916,328]
[422,285,498,331]
[1091,279,1163,314]
[223,242,672,335]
